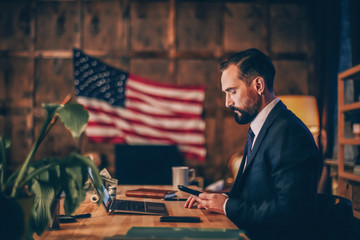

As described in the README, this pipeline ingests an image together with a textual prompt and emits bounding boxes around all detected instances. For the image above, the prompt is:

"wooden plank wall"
[0,0,315,186]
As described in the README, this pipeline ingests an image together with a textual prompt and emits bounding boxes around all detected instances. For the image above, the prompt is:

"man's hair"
[220,48,276,91]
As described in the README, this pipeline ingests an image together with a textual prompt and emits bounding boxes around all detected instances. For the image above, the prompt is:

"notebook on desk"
[88,168,168,215]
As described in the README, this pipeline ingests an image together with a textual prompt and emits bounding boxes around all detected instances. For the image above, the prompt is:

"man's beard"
[229,98,261,125]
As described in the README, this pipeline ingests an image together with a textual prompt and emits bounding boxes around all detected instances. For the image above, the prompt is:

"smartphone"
[160,216,201,223]
[177,185,202,196]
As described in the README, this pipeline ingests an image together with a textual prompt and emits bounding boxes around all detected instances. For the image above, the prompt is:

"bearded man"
[184,48,320,240]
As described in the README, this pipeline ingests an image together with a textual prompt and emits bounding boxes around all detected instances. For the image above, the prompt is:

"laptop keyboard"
[112,200,146,212]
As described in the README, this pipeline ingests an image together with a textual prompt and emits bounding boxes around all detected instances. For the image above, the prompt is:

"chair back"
[227,152,243,184]
[316,194,353,240]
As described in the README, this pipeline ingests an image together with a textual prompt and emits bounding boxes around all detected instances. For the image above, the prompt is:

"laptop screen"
[88,167,111,206]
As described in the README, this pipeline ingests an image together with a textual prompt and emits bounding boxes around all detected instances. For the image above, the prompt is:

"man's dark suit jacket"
[226,100,320,240]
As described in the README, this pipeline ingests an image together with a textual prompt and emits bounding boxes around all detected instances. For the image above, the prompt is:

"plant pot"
[16,196,35,240]
[0,195,34,240]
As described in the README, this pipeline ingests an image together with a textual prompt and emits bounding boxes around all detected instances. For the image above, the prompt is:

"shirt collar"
[250,98,280,137]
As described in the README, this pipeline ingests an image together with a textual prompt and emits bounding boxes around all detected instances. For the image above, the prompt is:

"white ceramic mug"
[172,166,195,189]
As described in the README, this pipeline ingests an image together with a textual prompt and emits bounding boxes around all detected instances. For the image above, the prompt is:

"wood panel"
[204,117,216,165]
[177,1,222,52]
[224,3,267,52]
[84,1,128,51]
[273,60,309,95]
[0,58,34,108]
[131,59,171,83]
[131,1,170,51]
[0,1,32,51]
[0,56,34,169]
[177,59,220,114]
[270,4,310,53]
[93,56,130,72]
[35,1,79,50]
[34,119,78,160]
[34,59,75,105]
[8,114,33,171]
[0,58,7,106]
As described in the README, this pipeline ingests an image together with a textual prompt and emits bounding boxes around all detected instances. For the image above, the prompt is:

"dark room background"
[0,0,358,187]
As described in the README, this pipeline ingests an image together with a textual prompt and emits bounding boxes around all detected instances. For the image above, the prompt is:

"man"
[184,48,320,240]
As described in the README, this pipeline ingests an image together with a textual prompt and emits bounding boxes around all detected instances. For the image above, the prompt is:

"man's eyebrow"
[223,87,235,92]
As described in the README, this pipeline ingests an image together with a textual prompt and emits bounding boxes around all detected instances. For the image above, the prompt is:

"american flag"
[73,49,206,161]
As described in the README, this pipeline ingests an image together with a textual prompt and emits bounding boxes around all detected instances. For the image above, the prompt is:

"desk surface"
[34,185,238,240]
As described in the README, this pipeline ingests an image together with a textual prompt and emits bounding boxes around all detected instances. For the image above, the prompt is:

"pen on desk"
[74,213,91,218]
[165,198,188,201]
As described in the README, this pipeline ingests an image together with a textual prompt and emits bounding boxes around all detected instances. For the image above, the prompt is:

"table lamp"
[278,95,320,145]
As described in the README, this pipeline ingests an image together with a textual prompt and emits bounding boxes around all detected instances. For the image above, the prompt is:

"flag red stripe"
[126,84,203,105]
[85,122,205,147]
[125,102,202,119]
[87,122,116,127]
[87,120,204,134]
[129,74,206,91]
[87,136,125,143]
[84,104,202,121]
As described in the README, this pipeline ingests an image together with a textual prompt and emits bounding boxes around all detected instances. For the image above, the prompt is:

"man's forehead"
[221,65,243,90]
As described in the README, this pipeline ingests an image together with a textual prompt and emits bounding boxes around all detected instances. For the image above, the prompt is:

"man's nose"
[225,94,233,108]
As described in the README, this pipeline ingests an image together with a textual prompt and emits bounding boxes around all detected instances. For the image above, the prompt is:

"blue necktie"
[245,127,255,169]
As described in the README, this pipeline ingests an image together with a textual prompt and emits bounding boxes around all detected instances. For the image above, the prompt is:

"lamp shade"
[278,95,320,135]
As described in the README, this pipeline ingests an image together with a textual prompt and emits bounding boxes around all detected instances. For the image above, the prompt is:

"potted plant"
[0,96,104,239]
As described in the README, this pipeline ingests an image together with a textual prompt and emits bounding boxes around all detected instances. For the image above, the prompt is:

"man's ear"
[254,77,265,95]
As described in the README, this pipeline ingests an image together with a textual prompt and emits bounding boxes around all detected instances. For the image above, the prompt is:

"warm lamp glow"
[278,95,320,135]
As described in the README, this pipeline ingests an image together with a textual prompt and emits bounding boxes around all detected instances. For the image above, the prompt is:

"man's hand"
[184,192,227,214]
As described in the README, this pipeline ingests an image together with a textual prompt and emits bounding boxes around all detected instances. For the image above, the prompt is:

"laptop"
[88,168,168,215]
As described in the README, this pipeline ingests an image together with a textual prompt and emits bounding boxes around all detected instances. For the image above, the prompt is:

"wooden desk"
[34,185,238,240]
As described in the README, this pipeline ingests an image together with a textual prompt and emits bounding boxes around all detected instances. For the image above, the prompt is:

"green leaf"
[19,159,60,190]
[57,103,89,138]
[29,180,55,236]
[61,163,85,214]
[68,153,104,203]
[60,153,103,215]
[28,165,60,236]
